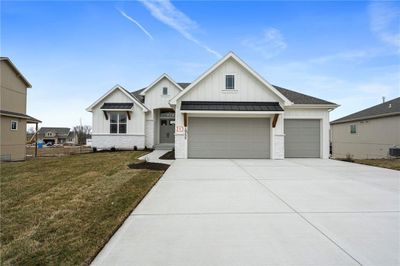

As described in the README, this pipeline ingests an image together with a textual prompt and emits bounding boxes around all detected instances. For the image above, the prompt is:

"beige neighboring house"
[331,97,400,159]
[0,57,41,161]
[37,127,71,145]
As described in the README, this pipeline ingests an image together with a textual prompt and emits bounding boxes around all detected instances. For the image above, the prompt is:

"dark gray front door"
[160,119,174,143]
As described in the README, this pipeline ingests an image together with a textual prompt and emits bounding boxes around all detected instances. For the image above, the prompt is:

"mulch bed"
[128,162,170,171]
[159,150,175,160]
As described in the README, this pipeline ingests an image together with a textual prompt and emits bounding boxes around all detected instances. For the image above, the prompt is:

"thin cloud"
[117,8,154,40]
[138,0,221,58]
[368,2,400,48]
[241,28,287,59]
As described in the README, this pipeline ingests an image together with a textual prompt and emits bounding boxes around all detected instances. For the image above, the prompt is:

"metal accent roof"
[100,102,134,109]
[331,97,400,124]
[181,101,284,112]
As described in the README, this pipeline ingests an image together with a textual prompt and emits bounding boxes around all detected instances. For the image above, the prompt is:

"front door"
[160,119,174,143]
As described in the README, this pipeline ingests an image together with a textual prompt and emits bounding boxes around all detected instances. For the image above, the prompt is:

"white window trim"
[11,120,18,131]
[162,87,169,96]
[110,112,128,134]
[225,74,235,90]
[350,124,357,134]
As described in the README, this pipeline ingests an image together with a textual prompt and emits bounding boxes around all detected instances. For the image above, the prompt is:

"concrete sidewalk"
[138,149,173,165]
[92,159,399,266]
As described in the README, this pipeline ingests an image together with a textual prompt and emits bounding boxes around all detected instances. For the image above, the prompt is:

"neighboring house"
[87,52,338,159]
[331,97,400,159]
[37,127,70,145]
[0,57,41,161]
[66,131,79,145]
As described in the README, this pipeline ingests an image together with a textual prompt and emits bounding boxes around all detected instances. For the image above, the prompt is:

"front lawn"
[1,151,164,265]
[352,159,400,171]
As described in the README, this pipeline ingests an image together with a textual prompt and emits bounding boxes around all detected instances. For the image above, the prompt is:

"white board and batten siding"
[144,77,182,148]
[175,57,286,159]
[283,108,330,159]
[91,89,146,149]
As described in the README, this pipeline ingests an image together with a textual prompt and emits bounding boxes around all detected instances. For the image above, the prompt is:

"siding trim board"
[181,101,284,112]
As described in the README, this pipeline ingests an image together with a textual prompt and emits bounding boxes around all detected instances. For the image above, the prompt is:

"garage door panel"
[284,119,320,158]
[188,117,270,159]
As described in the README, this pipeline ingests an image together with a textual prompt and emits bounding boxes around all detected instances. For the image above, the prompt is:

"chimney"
[382,96,386,103]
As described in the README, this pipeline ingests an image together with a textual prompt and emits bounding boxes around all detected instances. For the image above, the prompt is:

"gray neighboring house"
[37,127,70,145]
[331,97,400,159]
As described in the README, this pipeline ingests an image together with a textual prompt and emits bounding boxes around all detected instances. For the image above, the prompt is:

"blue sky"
[2,0,399,128]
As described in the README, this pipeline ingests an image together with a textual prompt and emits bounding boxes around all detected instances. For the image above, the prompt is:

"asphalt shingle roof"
[38,127,70,136]
[272,85,336,105]
[0,110,41,123]
[331,97,400,124]
[130,83,336,105]
[181,101,284,112]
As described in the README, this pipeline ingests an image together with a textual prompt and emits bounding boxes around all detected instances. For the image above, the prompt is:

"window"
[162,87,168,95]
[225,75,235,90]
[350,124,357,134]
[110,112,127,134]
[11,120,18,130]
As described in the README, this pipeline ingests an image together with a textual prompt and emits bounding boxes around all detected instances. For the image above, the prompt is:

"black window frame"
[162,87,168,95]
[350,124,357,134]
[110,112,127,134]
[225,75,235,90]
[10,120,18,131]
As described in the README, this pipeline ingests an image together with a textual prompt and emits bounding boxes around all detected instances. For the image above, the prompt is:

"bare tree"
[73,125,92,145]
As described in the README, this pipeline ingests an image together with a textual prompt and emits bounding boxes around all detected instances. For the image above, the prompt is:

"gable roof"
[86,85,148,112]
[139,73,183,96]
[130,83,337,106]
[0,57,32,88]
[169,52,293,105]
[331,97,400,124]
[38,127,70,136]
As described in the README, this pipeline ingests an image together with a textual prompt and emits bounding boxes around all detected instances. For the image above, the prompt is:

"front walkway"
[138,149,173,165]
[92,159,399,266]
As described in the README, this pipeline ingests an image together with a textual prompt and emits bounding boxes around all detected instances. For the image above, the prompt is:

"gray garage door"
[284,119,320,158]
[188,117,270,158]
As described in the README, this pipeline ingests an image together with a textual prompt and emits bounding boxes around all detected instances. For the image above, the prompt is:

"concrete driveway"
[92,159,399,266]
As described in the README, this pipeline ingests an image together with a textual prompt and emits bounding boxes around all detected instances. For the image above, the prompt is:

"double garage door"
[187,117,321,158]
[188,117,270,159]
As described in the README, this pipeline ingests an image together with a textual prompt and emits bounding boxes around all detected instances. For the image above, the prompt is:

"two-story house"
[0,57,40,161]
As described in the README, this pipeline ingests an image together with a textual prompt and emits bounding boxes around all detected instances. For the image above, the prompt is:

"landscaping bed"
[352,159,400,171]
[1,151,164,265]
[128,161,170,171]
[159,150,175,160]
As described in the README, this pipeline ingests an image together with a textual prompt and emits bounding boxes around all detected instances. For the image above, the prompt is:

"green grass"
[352,159,400,171]
[0,151,164,265]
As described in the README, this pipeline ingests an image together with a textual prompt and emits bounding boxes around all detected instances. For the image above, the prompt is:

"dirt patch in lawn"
[159,150,175,160]
[128,162,170,171]
[352,159,400,171]
[1,150,163,265]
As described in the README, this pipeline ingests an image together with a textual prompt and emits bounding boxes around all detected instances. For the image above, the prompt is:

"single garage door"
[188,117,270,158]
[284,119,320,158]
